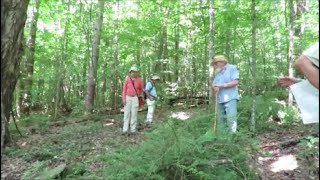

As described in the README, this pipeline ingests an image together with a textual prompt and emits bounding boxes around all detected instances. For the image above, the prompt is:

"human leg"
[225,99,237,133]
[123,96,131,133]
[146,99,156,123]
[217,102,227,133]
[130,96,139,133]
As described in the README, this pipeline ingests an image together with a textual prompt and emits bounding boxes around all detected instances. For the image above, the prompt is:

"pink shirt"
[122,76,144,103]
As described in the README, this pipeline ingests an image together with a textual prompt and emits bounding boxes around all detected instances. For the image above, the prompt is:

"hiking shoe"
[121,131,129,136]
[145,122,152,127]
[129,132,138,136]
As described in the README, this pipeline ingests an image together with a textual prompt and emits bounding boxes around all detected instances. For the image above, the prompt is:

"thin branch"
[11,111,23,137]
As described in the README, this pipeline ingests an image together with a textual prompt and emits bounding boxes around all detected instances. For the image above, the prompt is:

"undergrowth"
[99,115,257,180]
[238,92,300,132]
[5,94,311,179]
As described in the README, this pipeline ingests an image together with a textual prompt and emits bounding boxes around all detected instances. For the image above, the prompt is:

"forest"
[1,0,319,179]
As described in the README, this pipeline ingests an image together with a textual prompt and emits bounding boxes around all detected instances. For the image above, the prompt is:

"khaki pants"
[146,99,156,123]
[123,95,138,133]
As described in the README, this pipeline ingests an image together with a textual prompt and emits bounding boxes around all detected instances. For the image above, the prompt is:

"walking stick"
[213,89,218,133]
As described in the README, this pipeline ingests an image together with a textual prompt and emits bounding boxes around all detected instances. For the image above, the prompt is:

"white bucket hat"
[129,66,139,72]
[151,75,160,80]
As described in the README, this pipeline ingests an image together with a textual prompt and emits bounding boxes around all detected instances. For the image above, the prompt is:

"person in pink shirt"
[122,66,144,135]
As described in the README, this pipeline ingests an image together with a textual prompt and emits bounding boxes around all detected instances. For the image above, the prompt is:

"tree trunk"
[101,62,108,106]
[155,29,164,75]
[295,0,306,54]
[287,0,295,106]
[162,25,168,83]
[111,1,119,110]
[250,0,257,132]
[174,20,180,82]
[19,0,40,114]
[52,0,71,118]
[136,41,141,68]
[162,7,170,83]
[225,30,231,60]
[80,2,92,99]
[208,0,214,106]
[85,0,105,113]
[35,78,44,109]
[1,0,30,153]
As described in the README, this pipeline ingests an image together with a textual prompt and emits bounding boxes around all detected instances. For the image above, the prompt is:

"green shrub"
[101,115,257,179]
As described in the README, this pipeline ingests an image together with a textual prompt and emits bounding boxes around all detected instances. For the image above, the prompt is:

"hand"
[212,85,219,92]
[213,83,225,88]
[148,96,155,101]
[277,76,298,87]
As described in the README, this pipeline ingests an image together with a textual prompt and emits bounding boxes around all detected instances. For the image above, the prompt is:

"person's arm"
[144,82,153,100]
[220,80,239,88]
[122,78,128,105]
[214,66,239,88]
[138,78,144,96]
[295,55,319,89]
[212,76,219,92]
[277,76,300,87]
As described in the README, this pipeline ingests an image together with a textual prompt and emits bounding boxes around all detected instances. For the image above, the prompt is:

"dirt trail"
[253,126,319,180]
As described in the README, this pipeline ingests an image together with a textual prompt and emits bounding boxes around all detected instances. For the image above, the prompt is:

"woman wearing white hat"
[122,66,144,135]
[144,75,160,125]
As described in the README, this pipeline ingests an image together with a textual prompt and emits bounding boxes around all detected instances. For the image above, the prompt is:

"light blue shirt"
[145,81,157,97]
[213,64,240,103]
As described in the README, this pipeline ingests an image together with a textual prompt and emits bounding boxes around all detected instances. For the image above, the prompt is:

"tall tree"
[250,0,257,132]
[1,0,30,153]
[52,0,72,118]
[111,1,119,110]
[208,0,214,106]
[287,0,295,106]
[85,1,105,113]
[162,7,170,83]
[295,0,306,54]
[19,0,41,115]
[174,14,180,82]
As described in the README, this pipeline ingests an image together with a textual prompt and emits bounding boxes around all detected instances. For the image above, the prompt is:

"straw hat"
[211,55,228,65]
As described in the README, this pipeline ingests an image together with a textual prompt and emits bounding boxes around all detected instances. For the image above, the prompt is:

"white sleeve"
[302,42,319,67]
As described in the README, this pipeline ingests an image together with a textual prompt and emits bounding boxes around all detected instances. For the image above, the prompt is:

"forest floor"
[1,106,319,180]
[251,125,319,180]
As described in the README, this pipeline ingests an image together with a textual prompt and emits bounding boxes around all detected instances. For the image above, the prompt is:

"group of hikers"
[121,41,319,136]
[121,66,160,135]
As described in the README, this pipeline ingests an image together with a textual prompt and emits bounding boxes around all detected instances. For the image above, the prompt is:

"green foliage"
[238,92,301,132]
[11,114,50,128]
[6,145,55,162]
[298,136,319,158]
[22,160,66,180]
[17,0,319,118]
[65,162,87,178]
[21,161,47,180]
[100,115,257,179]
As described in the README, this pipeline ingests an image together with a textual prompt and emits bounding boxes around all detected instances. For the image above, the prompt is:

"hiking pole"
[213,89,218,133]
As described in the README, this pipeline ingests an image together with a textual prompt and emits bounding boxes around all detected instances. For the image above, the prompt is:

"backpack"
[144,81,154,100]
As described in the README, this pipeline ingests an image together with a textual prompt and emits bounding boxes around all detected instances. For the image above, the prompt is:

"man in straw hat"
[122,66,144,135]
[144,75,160,126]
[211,55,240,134]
